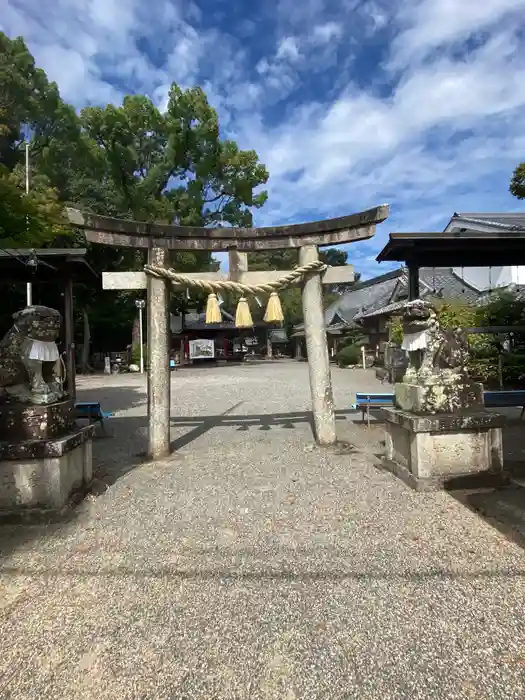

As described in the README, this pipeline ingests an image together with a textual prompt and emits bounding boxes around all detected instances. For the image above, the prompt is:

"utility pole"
[135,299,146,374]
[25,143,32,307]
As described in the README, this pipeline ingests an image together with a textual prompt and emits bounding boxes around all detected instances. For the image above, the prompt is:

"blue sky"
[3,0,525,278]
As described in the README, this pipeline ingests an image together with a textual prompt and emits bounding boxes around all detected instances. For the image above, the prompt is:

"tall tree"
[76,90,269,337]
[0,33,74,248]
[0,33,271,356]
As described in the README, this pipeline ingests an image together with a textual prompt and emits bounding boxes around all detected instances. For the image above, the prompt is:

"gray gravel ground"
[1,362,525,699]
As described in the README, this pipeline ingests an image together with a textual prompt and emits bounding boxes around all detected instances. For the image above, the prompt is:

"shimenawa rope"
[143,260,328,327]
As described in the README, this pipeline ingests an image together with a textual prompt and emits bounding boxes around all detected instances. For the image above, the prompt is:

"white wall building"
[445,212,525,291]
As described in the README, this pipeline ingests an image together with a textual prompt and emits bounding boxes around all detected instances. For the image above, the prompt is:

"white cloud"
[390,0,525,68]
[2,0,525,281]
[312,22,343,44]
[276,36,301,61]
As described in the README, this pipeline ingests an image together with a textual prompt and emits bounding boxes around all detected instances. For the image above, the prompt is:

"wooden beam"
[102,265,355,290]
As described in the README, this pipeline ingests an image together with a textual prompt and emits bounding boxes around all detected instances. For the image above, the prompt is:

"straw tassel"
[235,297,253,328]
[205,293,222,324]
[264,292,284,323]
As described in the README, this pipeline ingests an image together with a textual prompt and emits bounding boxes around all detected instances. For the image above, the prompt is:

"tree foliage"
[0,32,270,353]
[510,162,525,200]
[0,165,67,246]
[0,32,73,247]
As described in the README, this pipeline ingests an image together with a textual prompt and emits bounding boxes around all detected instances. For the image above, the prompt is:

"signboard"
[269,329,288,343]
[189,338,215,360]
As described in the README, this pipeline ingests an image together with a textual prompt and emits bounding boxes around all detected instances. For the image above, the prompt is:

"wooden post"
[299,245,336,445]
[147,247,170,459]
[64,276,76,399]
[408,263,420,300]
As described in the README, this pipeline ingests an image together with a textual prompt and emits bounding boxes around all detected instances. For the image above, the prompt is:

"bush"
[131,343,147,366]
[387,315,403,344]
[336,344,361,367]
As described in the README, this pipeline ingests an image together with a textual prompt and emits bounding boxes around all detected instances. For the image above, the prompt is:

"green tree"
[0,33,75,248]
[510,162,525,199]
[1,33,270,358]
[0,164,67,246]
[79,90,269,321]
[80,90,268,226]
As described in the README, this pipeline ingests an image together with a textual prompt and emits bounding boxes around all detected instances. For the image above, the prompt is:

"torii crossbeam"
[67,204,389,458]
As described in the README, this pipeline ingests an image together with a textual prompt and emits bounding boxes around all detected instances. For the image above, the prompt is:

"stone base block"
[0,425,94,514]
[395,381,484,415]
[382,407,506,491]
[0,399,75,441]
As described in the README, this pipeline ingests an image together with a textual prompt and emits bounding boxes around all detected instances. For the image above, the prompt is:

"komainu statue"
[401,300,469,385]
[0,306,66,405]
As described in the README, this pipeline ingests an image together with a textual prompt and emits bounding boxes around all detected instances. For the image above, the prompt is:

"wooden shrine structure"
[67,205,389,458]
[377,228,525,300]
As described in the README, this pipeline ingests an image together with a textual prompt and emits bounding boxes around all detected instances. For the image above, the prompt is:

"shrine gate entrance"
[67,205,389,459]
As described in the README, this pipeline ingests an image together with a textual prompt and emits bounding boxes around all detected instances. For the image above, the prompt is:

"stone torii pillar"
[66,205,389,458]
[228,248,334,443]
[147,246,170,458]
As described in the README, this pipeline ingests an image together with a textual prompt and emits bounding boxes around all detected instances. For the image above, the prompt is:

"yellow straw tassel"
[235,297,253,328]
[205,293,222,324]
[264,292,284,323]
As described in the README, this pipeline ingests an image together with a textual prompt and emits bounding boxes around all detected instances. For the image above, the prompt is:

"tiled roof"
[450,212,525,231]
[324,269,403,327]
[329,267,481,324]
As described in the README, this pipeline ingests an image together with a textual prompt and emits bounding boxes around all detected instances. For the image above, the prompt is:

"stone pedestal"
[0,399,74,441]
[0,422,95,517]
[383,407,506,491]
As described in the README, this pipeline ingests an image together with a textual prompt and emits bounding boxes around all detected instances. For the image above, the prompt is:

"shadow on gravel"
[170,408,358,450]
[2,561,525,582]
[0,385,147,563]
[0,381,373,562]
[91,407,367,487]
[445,421,525,551]
[450,484,525,551]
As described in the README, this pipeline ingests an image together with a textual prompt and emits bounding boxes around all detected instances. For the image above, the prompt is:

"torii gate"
[67,205,389,459]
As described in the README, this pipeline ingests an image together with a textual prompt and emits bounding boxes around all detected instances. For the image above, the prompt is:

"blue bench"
[354,392,395,427]
[353,390,525,426]
[75,402,114,435]
[483,390,525,417]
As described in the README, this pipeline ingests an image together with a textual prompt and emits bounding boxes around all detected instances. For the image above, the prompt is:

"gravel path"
[1,362,525,699]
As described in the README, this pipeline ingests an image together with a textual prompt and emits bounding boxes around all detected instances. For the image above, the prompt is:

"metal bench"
[483,390,525,417]
[354,392,395,427]
[353,390,525,426]
[75,402,114,435]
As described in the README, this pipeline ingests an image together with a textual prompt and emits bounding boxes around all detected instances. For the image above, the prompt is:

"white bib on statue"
[402,330,428,352]
[25,338,60,362]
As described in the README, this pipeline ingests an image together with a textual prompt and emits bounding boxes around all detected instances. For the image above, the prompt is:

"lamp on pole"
[135,299,146,374]
[25,142,32,307]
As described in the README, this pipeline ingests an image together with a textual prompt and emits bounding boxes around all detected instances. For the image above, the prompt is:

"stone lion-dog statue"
[400,300,469,385]
[0,306,66,405]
